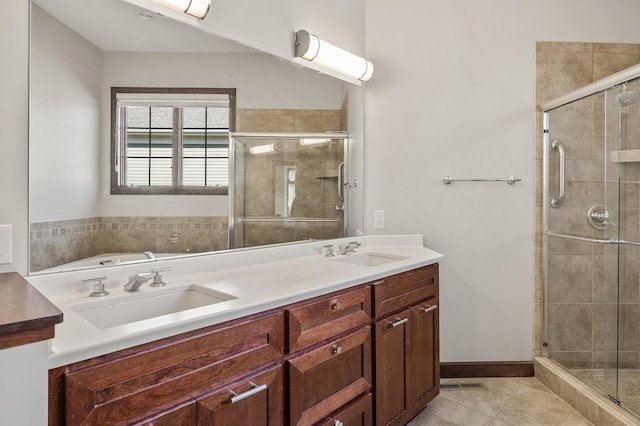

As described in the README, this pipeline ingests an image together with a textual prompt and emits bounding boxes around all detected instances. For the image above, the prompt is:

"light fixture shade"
[249,144,277,155]
[150,0,211,19]
[294,30,374,82]
[299,138,330,146]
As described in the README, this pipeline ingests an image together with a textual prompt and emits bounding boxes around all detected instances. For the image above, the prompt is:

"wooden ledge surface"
[0,272,63,350]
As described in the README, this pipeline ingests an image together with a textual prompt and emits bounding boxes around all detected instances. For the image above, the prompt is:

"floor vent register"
[440,383,486,390]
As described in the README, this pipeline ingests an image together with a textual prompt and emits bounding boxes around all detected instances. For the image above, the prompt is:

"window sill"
[111,185,228,196]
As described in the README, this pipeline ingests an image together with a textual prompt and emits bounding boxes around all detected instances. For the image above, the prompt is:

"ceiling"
[33,0,256,53]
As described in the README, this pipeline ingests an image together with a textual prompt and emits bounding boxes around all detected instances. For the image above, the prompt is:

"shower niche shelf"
[610,149,640,163]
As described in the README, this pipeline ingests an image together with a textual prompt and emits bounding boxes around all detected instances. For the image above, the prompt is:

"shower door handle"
[338,162,345,202]
[550,140,565,208]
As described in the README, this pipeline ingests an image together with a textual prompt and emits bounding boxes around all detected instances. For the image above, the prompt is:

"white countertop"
[27,235,442,369]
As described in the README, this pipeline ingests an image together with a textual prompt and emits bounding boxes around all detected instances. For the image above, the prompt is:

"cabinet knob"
[334,420,344,426]
[332,345,342,354]
[331,301,341,310]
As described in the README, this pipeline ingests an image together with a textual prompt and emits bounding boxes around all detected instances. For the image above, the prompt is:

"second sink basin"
[330,252,409,267]
[70,285,237,329]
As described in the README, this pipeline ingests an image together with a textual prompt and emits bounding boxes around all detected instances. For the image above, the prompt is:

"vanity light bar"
[148,0,211,19]
[294,30,374,82]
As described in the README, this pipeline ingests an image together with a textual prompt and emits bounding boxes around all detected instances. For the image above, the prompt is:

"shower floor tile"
[572,368,640,417]
[408,377,594,425]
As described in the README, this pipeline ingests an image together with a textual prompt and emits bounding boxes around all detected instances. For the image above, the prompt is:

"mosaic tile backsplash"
[30,216,228,272]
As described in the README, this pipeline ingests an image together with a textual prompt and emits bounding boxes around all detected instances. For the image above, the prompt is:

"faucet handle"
[323,245,335,257]
[150,267,171,287]
[82,275,109,297]
[348,241,362,248]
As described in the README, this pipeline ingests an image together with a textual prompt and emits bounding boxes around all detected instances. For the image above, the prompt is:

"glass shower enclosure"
[543,70,640,418]
[229,132,349,249]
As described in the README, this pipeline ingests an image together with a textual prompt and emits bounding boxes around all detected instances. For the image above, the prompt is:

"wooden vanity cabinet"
[372,264,439,426]
[48,263,440,426]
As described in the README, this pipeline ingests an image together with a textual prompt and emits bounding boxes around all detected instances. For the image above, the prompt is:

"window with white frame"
[111,88,235,195]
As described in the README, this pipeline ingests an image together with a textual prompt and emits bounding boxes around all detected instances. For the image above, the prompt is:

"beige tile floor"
[409,377,595,425]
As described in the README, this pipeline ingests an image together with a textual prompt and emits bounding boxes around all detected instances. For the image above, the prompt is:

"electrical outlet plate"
[373,210,385,229]
[0,224,12,265]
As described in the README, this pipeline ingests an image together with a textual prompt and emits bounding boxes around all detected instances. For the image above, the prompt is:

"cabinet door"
[411,298,439,412]
[134,400,196,426]
[374,308,411,426]
[288,327,372,426]
[196,364,283,426]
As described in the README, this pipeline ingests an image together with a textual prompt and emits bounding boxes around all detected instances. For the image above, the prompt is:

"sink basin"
[330,252,409,267]
[70,285,237,329]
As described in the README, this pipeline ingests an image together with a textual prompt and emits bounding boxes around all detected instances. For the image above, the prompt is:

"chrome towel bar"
[442,176,522,185]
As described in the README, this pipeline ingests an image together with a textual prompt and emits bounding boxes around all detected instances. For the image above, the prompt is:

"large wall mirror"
[29,0,364,274]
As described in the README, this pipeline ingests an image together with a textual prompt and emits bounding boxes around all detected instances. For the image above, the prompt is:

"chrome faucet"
[323,244,335,257]
[337,241,361,255]
[124,273,153,292]
[143,251,156,260]
[82,275,109,297]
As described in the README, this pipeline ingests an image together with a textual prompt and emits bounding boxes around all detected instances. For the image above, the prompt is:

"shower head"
[613,90,640,106]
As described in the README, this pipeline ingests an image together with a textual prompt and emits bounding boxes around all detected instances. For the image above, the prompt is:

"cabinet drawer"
[196,364,284,426]
[287,286,371,353]
[134,401,196,426]
[288,327,372,426]
[318,393,373,426]
[64,312,284,425]
[372,264,438,319]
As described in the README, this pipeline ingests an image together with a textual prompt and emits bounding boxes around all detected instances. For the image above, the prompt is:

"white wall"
[0,0,29,274]
[30,5,103,223]
[365,0,640,362]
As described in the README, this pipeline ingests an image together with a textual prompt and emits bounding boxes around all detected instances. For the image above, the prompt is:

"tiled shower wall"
[535,42,640,368]
[31,107,345,271]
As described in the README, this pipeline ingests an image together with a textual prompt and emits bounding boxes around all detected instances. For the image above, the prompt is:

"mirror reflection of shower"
[613,83,640,106]
[229,133,349,249]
